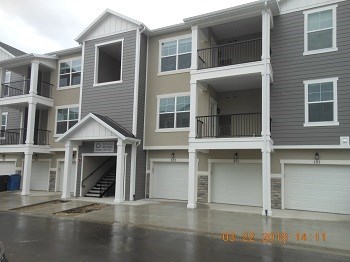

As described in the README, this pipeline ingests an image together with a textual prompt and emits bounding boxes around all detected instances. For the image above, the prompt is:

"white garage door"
[0,161,16,175]
[58,161,77,193]
[30,161,50,191]
[285,164,350,214]
[211,163,262,206]
[152,162,188,200]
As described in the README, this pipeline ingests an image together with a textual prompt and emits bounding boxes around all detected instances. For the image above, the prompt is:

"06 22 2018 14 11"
[221,232,327,244]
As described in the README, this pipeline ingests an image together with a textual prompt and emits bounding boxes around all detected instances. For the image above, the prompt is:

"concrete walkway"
[1,191,350,255]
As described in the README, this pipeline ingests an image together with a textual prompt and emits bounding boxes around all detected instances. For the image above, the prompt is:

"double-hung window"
[59,59,82,88]
[158,95,190,130]
[304,78,338,126]
[304,5,337,55]
[5,71,11,83]
[0,113,7,138]
[56,106,79,135]
[160,36,192,73]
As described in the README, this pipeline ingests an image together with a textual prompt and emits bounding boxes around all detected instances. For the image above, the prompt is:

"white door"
[58,161,77,193]
[285,164,350,214]
[211,162,262,206]
[0,161,16,175]
[30,161,50,191]
[152,162,188,200]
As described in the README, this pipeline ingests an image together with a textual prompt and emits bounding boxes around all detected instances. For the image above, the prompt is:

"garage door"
[30,161,50,191]
[0,161,16,175]
[211,163,262,206]
[152,162,188,200]
[285,164,350,214]
[58,161,77,193]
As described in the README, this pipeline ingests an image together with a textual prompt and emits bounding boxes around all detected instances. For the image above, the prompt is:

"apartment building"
[0,0,349,216]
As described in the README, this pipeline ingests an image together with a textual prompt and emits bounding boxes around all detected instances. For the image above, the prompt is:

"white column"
[261,9,272,216]
[19,109,24,143]
[189,81,198,139]
[62,141,73,199]
[129,143,137,201]
[25,102,37,145]
[29,61,39,95]
[0,67,4,96]
[21,152,33,195]
[187,148,198,209]
[115,139,126,203]
[191,26,198,70]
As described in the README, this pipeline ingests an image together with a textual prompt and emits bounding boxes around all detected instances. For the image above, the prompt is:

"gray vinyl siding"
[135,33,147,200]
[81,30,137,132]
[270,1,350,145]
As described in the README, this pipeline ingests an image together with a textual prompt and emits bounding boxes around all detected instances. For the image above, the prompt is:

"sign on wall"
[94,142,115,153]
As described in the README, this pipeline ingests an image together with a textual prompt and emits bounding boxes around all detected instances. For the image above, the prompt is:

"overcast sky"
[0,0,256,54]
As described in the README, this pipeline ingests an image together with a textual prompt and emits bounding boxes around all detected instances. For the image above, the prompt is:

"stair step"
[85,193,100,197]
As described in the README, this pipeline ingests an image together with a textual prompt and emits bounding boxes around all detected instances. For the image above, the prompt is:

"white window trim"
[303,77,339,127]
[1,112,8,139]
[57,57,82,90]
[54,104,80,137]
[303,4,338,56]
[156,92,190,132]
[158,34,192,76]
[5,71,11,83]
[93,38,124,87]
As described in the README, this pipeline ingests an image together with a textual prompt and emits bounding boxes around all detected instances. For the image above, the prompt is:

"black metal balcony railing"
[196,113,262,138]
[0,128,51,145]
[1,80,53,98]
[197,38,262,70]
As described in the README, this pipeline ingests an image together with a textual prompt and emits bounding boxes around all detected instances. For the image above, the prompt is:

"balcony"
[196,113,262,138]
[197,38,262,70]
[1,80,53,99]
[0,128,51,146]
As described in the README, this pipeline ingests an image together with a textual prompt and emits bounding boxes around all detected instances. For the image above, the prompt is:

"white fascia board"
[0,46,15,58]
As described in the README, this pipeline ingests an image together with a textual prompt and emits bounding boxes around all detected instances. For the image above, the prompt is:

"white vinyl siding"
[304,5,337,55]
[5,71,11,83]
[151,162,188,200]
[210,162,262,206]
[304,78,338,127]
[1,112,8,138]
[285,164,350,214]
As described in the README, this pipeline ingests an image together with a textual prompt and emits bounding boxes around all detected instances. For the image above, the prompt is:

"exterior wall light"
[171,153,176,162]
[314,152,320,164]
[234,152,239,163]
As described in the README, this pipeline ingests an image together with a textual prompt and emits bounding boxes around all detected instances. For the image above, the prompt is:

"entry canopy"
[56,113,139,144]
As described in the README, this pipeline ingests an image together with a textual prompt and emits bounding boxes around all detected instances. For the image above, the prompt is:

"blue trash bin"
[7,174,21,191]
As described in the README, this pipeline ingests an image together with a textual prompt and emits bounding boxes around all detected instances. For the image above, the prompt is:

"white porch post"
[21,152,33,195]
[25,102,37,145]
[191,26,198,70]
[189,81,198,139]
[187,148,198,209]
[115,139,126,203]
[29,61,39,95]
[261,8,272,216]
[0,67,4,96]
[129,142,137,201]
[62,141,73,199]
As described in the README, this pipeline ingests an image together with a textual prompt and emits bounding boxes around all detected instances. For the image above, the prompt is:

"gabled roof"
[57,113,138,143]
[0,42,26,57]
[75,9,143,43]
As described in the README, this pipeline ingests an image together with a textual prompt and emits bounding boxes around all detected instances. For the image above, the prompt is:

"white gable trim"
[0,46,15,59]
[75,9,142,43]
[56,113,130,143]
[278,0,345,15]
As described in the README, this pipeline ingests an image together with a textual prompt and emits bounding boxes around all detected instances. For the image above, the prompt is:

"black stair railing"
[82,156,114,188]
[99,167,116,198]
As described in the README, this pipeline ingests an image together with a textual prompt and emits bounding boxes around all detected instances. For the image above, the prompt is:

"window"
[304,5,337,55]
[95,40,123,85]
[5,71,11,83]
[304,78,338,127]
[59,59,81,88]
[158,95,190,130]
[56,106,79,135]
[0,113,7,138]
[160,36,191,73]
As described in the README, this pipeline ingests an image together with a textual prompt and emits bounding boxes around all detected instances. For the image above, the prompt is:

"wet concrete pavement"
[0,212,350,262]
